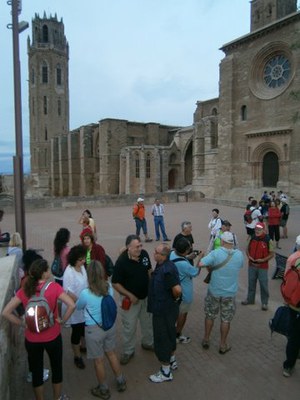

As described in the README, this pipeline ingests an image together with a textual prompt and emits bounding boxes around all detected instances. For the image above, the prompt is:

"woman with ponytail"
[2,258,75,400]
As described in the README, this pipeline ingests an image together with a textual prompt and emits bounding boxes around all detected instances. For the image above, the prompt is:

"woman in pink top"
[268,201,282,249]
[53,228,71,286]
[2,258,75,400]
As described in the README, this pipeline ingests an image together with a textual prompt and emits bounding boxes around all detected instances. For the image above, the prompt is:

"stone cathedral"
[28,0,300,200]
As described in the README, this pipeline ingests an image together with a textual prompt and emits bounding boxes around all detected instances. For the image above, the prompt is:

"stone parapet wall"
[0,255,26,400]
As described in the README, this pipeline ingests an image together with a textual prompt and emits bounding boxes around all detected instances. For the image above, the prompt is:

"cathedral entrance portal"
[168,169,178,189]
[262,151,279,187]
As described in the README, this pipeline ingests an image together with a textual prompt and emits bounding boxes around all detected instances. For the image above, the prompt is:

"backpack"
[86,294,117,331]
[280,266,300,308]
[269,305,291,337]
[244,209,253,224]
[51,255,63,278]
[25,280,54,333]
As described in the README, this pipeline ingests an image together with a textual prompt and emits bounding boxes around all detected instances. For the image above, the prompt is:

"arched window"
[146,153,151,178]
[31,68,35,84]
[42,25,49,43]
[212,107,218,116]
[43,96,47,115]
[241,105,247,121]
[58,99,61,116]
[135,153,140,178]
[45,127,48,141]
[42,62,48,84]
[56,64,62,86]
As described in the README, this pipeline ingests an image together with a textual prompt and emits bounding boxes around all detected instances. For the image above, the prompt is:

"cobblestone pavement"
[3,201,300,400]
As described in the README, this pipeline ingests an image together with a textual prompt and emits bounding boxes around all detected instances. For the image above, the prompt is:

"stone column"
[139,149,145,194]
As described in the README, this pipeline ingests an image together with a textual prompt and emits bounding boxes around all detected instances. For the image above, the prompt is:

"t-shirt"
[246,208,262,229]
[17,281,64,342]
[201,247,244,297]
[112,249,152,299]
[63,265,88,324]
[169,251,199,304]
[76,284,114,326]
[172,233,194,250]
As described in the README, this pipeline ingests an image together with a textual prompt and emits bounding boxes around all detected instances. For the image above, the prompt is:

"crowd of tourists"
[0,191,299,400]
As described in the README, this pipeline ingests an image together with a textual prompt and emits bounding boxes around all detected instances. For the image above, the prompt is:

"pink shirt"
[17,281,64,342]
[285,250,300,274]
[60,245,70,271]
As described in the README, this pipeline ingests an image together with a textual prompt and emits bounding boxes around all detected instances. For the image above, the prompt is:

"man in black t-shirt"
[172,221,197,265]
[112,234,153,365]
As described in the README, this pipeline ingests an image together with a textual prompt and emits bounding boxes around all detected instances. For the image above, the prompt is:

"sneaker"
[261,304,268,311]
[176,335,191,344]
[170,359,178,370]
[74,356,85,369]
[91,385,111,399]
[26,368,49,383]
[219,345,231,355]
[149,368,173,383]
[241,300,254,305]
[120,352,134,365]
[145,238,153,242]
[201,339,210,350]
[116,378,127,392]
[283,367,294,377]
[57,395,70,400]
[164,238,171,241]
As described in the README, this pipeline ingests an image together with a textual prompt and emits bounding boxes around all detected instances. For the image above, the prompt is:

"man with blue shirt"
[170,238,203,344]
[198,231,244,354]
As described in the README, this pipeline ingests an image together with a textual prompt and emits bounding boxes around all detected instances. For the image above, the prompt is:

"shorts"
[204,293,236,322]
[179,302,192,314]
[280,219,287,227]
[85,324,116,359]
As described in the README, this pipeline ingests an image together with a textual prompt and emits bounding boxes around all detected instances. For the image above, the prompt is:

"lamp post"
[8,0,28,250]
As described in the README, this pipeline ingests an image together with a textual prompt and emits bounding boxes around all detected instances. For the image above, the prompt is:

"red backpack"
[280,266,300,308]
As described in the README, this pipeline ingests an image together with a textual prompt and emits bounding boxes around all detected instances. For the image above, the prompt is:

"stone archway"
[262,151,279,187]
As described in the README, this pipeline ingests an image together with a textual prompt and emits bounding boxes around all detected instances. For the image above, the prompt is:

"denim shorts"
[85,324,116,359]
[204,293,236,322]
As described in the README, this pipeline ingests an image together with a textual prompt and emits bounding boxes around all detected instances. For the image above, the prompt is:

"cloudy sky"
[0,0,253,173]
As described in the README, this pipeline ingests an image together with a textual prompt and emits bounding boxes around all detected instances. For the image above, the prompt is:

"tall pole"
[11,0,26,250]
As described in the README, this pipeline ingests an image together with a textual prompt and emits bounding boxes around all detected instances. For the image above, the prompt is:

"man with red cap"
[242,222,274,310]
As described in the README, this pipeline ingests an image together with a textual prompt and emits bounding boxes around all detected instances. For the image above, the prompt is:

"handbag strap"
[210,252,234,272]
[86,308,102,329]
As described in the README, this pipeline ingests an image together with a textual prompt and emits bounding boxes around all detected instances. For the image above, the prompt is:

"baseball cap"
[221,231,234,244]
[222,220,232,227]
[255,222,265,230]
[137,197,144,202]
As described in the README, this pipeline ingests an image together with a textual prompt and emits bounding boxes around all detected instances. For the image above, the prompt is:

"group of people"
[1,198,299,400]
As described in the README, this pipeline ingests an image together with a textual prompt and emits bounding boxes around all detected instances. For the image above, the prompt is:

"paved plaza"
[2,200,300,400]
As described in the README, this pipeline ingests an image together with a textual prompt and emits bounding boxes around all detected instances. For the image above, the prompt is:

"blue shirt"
[169,250,199,304]
[201,247,244,297]
[76,284,114,326]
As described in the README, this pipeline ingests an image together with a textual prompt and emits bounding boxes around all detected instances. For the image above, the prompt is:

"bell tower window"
[42,25,49,43]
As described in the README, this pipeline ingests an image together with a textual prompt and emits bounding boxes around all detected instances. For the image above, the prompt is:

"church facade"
[28,0,300,200]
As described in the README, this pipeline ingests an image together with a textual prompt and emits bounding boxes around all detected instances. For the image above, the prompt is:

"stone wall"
[0,255,26,400]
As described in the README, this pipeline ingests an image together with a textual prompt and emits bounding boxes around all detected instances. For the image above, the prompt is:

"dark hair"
[212,208,219,214]
[54,228,70,256]
[22,249,43,274]
[125,234,140,247]
[81,231,95,243]
[84,209,92,218]
[68,244,86,267]
[251,199,258,207]
[87,260,109,296]
[24,259,49,298]
[174,237,191,254]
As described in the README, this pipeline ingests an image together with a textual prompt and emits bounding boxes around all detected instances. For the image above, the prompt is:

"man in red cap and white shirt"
[241,222,274,310]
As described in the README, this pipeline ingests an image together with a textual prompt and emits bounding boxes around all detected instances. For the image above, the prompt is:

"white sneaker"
[170,359,178,370]
[149,368,173,383]
[176,335,191,344]
[26,369,49,383]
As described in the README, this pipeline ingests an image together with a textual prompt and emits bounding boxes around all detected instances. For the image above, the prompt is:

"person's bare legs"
[33,385,44,400]
[176,312,188,335]
[93,357,106,384]
[203,318,214,342]
[105,350,122,377]
[220,321,230,348]
[52,383,62,400]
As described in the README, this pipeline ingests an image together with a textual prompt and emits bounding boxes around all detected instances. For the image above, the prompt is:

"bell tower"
[28,13,69,193]
[250,0,297,31]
